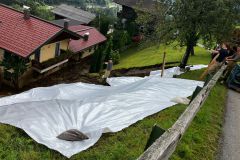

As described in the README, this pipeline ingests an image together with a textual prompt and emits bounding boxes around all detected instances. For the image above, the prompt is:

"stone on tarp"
[57,129,89,141]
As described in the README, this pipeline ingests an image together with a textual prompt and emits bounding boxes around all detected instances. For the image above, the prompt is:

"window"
[35,49,41,62]
[55,42,61,57]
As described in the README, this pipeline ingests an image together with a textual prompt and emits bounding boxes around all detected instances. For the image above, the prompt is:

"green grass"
[170,70,227,160]
[114,44,210,69]
[0,69,227,160]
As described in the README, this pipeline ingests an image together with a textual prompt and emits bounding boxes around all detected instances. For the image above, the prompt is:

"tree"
[138,0,239,68]
[112,30,131,51]
[125,21,138,37]
[91,12,116,36]
[104,37,114,61]
[100,16,110,36]
[10,0,54,20]
[90,47,101,73]
[90,45,107,73]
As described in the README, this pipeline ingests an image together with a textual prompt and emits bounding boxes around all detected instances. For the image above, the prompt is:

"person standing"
[200,42,229,80]
[226,45,240,62]
[211,44,221,60]
[221,45,239,82]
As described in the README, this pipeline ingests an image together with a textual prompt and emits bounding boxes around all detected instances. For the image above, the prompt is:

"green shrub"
[110,50,120,64]
[112,30,131,51]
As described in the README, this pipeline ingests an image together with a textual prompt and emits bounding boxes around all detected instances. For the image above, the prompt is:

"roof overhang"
[28,29,82,58]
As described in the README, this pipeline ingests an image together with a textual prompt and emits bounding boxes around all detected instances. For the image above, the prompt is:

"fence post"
[161,52,167,77]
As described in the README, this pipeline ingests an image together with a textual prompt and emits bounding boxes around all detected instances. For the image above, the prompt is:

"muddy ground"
[0,61,179,96]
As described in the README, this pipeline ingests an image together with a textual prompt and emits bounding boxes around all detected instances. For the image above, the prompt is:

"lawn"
[0,69,227,160]
[170,70,226,160]
[114,44,210,69]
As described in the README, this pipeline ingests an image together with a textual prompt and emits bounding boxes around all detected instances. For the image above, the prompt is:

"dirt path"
[219,89,240,160]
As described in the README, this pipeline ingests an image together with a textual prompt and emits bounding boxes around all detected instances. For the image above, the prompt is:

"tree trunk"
[180,44,192,69]
[191,46,195,56]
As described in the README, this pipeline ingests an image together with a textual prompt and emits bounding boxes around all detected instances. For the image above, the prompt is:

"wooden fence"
[137,65,227,160]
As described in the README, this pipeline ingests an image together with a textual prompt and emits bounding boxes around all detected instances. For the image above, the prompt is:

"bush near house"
[90,37,121,73]
[0,54,27,88]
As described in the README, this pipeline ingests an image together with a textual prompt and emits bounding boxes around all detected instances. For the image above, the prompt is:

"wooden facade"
[0,38,71,88]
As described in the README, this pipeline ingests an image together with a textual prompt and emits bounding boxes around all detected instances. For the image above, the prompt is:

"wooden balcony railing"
[32,51,71,74]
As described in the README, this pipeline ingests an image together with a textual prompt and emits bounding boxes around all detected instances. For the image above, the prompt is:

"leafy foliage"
[90,36,122,73]
[90,46,105,73]
[112,30,131,51]
[92,13,116,36]
[105,38,121,64]
[110,50,120,64]
[9,0,54,20]
[104,37,114,61]
[137,0,239,67]
[0,53,27,87]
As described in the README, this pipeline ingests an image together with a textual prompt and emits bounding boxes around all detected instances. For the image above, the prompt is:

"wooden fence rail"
[138,65,227,160]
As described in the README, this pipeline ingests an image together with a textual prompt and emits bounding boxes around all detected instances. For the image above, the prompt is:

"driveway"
[219,89,240,160]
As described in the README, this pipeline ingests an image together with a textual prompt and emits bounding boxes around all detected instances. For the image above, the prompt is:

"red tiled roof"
[0,4,62,58]
[68,25,107,53]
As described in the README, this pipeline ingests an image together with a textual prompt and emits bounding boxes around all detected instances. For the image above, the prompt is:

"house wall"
[81,47,95,59]
[60,39,69,50]
[40,43,56,63]
[39,39,69,63]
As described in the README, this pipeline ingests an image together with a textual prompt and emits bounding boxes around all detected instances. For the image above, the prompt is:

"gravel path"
[219,89,240,160]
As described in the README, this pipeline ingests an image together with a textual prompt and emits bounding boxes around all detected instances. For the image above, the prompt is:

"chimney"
[63,19,69,29]
[83,32,90,41]
[23,5,30,20]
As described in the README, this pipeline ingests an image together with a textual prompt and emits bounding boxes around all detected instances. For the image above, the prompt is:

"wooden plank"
[138,65,227,160]
[32,59,69,74]
[161,52,167,77]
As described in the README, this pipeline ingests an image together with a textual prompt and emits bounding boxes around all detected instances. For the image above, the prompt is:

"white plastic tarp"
[149,64,208,77]
[0,65,206,158]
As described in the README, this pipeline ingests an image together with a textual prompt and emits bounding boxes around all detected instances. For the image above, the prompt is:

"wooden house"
[0,4,81,88]
[52,4,96,25]
[113,0,157,21]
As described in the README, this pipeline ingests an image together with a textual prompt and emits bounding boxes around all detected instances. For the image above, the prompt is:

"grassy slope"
[0,70,227,160]
[170,70,227,160]
[114,45,210,69]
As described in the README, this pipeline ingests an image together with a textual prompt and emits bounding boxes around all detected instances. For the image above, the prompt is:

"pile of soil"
[111,61,179,77]
[0,61,179,96]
